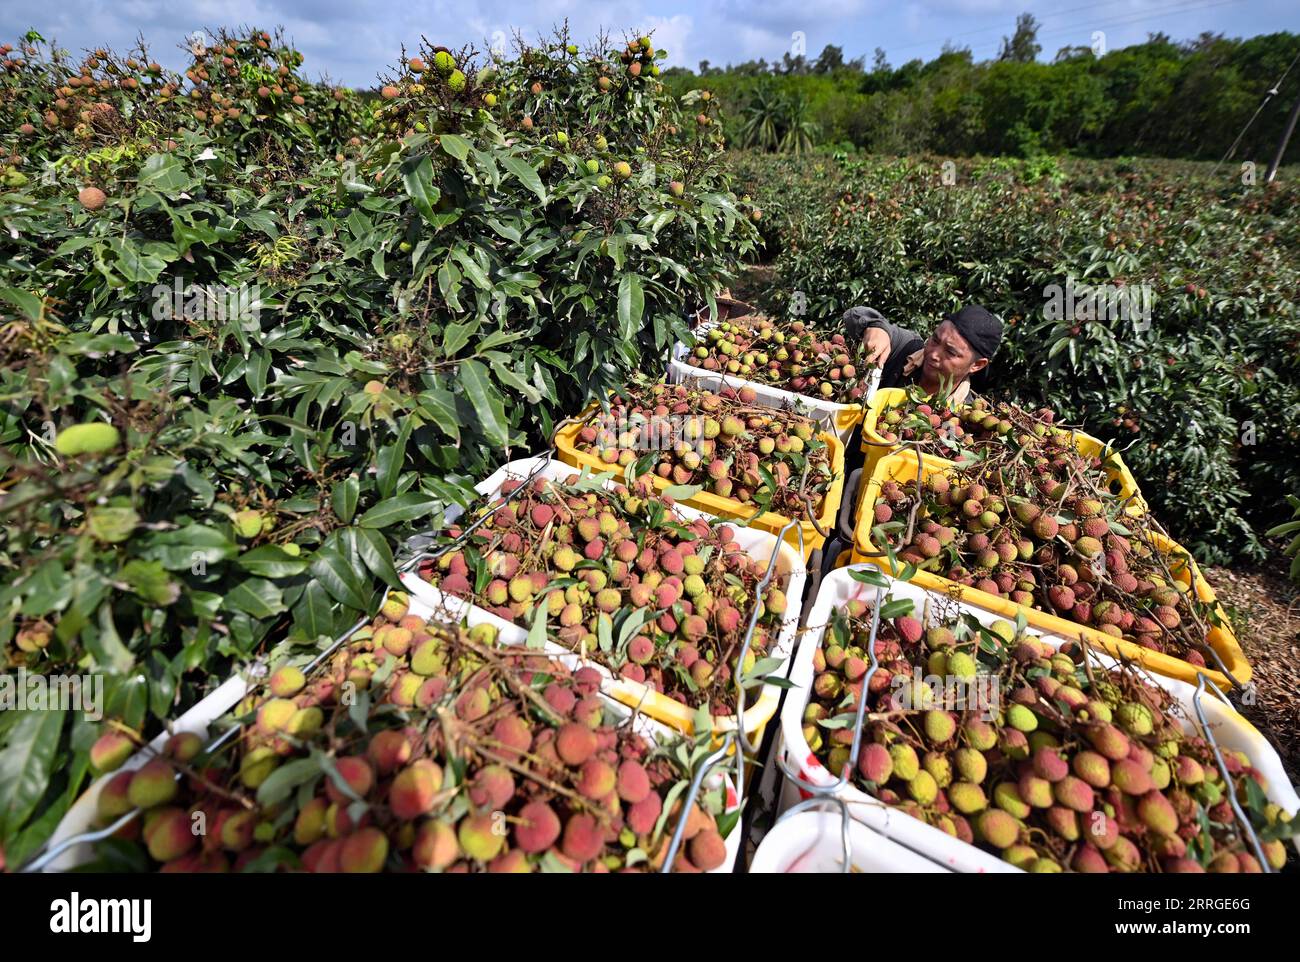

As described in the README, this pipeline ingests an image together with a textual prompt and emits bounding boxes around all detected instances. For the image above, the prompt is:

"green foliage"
[0,27,754,865]
[735,81,818,154]
[740,151,1300,564]
[664,31,1300,160]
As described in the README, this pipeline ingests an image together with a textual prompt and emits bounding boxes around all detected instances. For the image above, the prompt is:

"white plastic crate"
[401,455,806,741]
[778,564,1300,873]
[668,328,878,446]
[750,809,950,873]
[41,589,742,873]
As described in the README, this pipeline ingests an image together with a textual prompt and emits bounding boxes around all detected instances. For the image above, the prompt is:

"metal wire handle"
[771,794,854,873]
[768,580,884,873]
[731,516,804,759]
[660,515,806,872]
[1190,672,1272,873]
[658,733,737,874]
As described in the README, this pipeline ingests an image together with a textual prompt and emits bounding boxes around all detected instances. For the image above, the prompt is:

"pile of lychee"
[418,472,790,715]
[689,317,870,403]
[88,608,733,873]
[874,459,1210,663]
[875,389,1055,452]
[804,598,1293,872]
[574,378,833,516]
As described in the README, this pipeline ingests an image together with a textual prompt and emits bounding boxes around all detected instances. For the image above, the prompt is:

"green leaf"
[357,493,441,529]
[847,567,889,588]
[256,757,321,807]
[440,134,471,161]
[332,475,360,524]
[0,709,65,838]
[442,319,478,358]
[293,581,335,641]
[86,601,136,673]
[663,483,703,500]
[458,359,508,449]
[137,153,195,196]
[355,527,401,587]
[402,156,441,223]
[236,545,310,578]
[527,601,549,650]
[0,288,43,321]
[309,547,371,611]
[617,274,645,340]
[489,356,543,404]
[224,578,287,619]
[377,417,413,499]
[502,155,547,203]
[119,559,181,606]
[878,598,915,620]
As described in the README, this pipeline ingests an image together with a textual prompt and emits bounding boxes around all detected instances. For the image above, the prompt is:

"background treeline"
[663,15,1300,160]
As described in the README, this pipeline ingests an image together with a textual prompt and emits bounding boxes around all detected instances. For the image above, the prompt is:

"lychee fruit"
[1072,751,1111,789]
[1087,723,1130,761]
[412,819,459,870]
[688,829,727,871]
[78,186,108,211]
[269,665,306,697]
[145,807,199,862]
[389,759,444,820]
[949,782,987,814]
[556,723,598,766]
[561,812,604,863]
[1136,790,1179,835]
[1111,758,1153,796]
[90,731,137,774]
[1051,775,1095,813]
[127,759,178,809]
[458,812,505,862]
[976,808,1020,849]
[857,742,893,784]
[469,764,515,810]
[326,756,374,805]
[513,801,561,854]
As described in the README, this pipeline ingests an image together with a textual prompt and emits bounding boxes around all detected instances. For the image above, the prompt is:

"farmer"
[843,304,1003,405]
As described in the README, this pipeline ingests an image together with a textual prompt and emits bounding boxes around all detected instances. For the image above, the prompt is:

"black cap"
[945,305,1003,359]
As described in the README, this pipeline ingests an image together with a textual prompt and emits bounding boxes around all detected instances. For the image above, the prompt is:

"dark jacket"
[842,306,923,390]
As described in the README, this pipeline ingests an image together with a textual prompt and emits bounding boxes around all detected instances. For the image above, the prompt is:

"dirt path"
[729,264,774,310]
[1203,565,1300,785]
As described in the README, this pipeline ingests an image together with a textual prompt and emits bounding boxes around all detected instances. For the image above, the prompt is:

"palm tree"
[737,81,820,154]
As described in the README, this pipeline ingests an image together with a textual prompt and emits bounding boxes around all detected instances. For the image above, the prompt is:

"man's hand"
[863,327,891,368]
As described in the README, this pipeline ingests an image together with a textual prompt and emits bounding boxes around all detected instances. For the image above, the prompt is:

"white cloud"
[636,14,693,69]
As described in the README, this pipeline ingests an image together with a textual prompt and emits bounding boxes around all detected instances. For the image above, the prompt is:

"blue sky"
[3,0,1296,87]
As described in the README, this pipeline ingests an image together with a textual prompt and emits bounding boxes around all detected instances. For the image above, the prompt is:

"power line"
[961,0,1247,59]
[883,0,1245,63]
[885,0,1151,55]
[1215,45,1300,173]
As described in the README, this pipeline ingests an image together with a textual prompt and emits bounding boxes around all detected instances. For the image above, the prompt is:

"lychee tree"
[0,26,754,868]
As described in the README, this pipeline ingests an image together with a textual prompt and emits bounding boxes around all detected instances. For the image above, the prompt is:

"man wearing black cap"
[843,304,1003,404]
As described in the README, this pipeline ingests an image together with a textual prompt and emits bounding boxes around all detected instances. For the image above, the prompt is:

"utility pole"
[1265,84,1300,183]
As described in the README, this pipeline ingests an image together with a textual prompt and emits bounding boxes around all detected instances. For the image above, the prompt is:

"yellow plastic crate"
[849,451,1250,690]
[554,407,845,562]
[859,388,1147,517]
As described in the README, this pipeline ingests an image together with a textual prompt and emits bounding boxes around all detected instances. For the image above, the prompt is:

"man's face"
[922,320,988,387]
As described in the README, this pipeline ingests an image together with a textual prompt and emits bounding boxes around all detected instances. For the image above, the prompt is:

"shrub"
[0,27,754,867]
